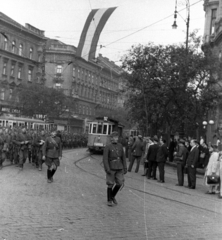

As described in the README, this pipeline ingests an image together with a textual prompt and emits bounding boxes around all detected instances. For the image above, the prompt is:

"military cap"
[110,131,119,137]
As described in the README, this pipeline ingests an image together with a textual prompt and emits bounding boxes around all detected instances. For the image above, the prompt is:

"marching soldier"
[42,129,62,183]
[36,130,46,171]
[103,131,127,206]
[15,127,29,170]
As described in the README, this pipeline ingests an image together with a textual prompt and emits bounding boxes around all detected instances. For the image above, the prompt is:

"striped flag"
[76,7,117,61]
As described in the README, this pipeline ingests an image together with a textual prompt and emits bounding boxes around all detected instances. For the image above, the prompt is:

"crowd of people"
[121,134,222,198]
[0,127,87,182]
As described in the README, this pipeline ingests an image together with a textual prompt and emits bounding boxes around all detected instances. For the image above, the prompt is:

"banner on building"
[76,7,117,61]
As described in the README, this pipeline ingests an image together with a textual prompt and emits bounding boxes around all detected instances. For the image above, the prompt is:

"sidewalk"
[165,161,205,175]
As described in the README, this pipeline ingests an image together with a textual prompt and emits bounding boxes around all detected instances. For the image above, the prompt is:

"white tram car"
[87,117,123,152]
[0,116,52,131]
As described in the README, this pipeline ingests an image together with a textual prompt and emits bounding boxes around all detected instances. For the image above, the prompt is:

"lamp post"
[172,0,190,52]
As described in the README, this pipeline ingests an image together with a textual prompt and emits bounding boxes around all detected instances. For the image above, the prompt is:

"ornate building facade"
[203,0,222,143]
[0,12,123,132]
[0,12,46,115]
[44,40,121,122]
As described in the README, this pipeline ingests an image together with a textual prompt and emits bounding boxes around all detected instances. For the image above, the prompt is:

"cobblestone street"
[0,148,221,240]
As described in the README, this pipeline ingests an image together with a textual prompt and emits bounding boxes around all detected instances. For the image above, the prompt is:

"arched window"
[29,48,33,59]
[19,44,23,56]
[4,38,8,50]
[12,41,16,53]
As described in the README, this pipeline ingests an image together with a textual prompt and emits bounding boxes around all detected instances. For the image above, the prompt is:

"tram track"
[70,151,222,215]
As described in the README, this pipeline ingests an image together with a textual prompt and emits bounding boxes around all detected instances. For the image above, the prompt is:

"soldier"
[103,131,127,207]
[36,130,46,171]
[0,128,5,169]
[15,127,29,170]
[42,129,62,183]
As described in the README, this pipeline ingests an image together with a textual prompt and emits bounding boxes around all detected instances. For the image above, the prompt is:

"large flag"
[76,7,117,61]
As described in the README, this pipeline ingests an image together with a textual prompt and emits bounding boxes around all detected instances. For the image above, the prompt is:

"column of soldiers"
[0,127,88,170]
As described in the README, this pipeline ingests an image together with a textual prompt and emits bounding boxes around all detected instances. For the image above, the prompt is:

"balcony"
[53,73,64,83]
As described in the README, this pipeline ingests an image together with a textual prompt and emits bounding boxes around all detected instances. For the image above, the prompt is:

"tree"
[15,83,75,118]
[121,31,222,138]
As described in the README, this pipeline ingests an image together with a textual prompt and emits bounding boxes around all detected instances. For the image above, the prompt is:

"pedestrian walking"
[186,139,199,189]
[42,129,62,183]
[142,137,152,176]
[128,135,144,173]
[156,138,168,183]
[103,131,127,207]
[168,135,176,162]
[174,139,188,186]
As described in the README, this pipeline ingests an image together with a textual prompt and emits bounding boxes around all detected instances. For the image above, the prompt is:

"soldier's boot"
[47,169,52,183]
[111,185,121,205]
[0,159,3,170]
[50,168,57,182]
[107,187,113,206]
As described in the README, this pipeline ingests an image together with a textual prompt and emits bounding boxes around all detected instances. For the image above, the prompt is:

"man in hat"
[186,139,199,189]
[42,129,62,183]
[174,139,188,186]
[156,138,168,183]
[103,131,127,206]
[128,135,144,173]
[147,136,159,180]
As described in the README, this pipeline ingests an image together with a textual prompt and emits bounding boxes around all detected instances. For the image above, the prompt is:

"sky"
[1,0,205,64]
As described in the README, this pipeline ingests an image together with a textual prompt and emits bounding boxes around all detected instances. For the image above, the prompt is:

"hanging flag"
[76,7,117,61]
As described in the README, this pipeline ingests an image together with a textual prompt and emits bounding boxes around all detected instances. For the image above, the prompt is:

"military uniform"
[103,131,127,206]
[15,128,29,169]
[42,131,62,183]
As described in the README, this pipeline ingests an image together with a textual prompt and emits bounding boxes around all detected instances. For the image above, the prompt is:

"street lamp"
[172,0,190,51]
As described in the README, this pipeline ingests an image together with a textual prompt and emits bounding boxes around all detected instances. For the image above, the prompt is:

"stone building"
[0,12,123,132]
[0,12,46,115]
[45,40,121,122]
[203,0,222,144]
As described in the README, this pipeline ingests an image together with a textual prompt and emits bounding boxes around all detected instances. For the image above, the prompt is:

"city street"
[0,148,222,240]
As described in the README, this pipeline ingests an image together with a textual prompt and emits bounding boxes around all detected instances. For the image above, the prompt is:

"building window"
[19,44,23,56]
[4,38,8,50]
[73,67,75,77]
[10,64,15,76]
[29,48,33,59]
[211,9,217,35]
[78,68,80,78]
[9,89,13,100]
[56,65,62,73]
[18,66,22,79]
[12,41,16,53]
[0,89,5,100]
[86,106,88,115]
[28,69,33,82]
[3,62,7,75]
[79,105,82,114]
[83,106,85,114]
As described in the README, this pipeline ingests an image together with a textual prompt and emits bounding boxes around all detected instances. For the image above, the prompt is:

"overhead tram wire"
[79,0,203,60]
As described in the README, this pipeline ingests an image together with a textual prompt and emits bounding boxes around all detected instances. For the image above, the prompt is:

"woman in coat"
[204,145,220,194]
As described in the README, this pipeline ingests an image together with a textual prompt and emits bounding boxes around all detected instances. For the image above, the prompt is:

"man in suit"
[186,139,199,189]
[174,139,188,186]
[128,135,144,173]
[156,138,168,183]
[146,136,159,180]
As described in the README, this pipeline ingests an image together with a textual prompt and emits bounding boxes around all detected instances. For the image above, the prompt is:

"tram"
[87,117,123,152]
[0,115,51,131]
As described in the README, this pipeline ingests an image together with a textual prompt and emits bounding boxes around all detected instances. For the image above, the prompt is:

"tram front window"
[97,123,102,134]
[92,124,97,133]
[103,124,108,134]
